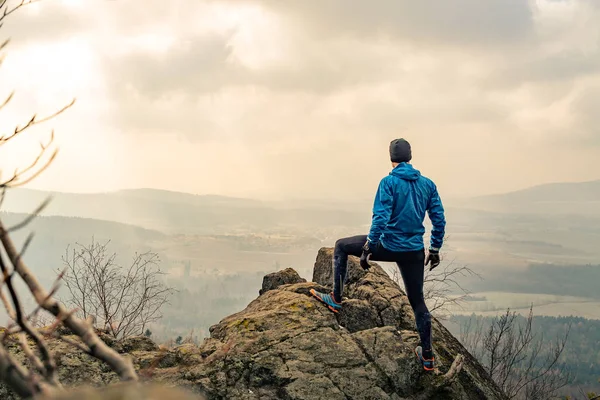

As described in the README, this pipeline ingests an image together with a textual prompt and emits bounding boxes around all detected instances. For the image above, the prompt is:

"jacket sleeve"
[427,182,446,250]
[367,177,394,244]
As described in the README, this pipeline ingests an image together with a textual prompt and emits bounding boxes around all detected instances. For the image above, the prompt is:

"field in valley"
[445,291,600,320]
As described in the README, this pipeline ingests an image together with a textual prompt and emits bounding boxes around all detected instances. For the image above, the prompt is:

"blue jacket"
[367,163,446,252]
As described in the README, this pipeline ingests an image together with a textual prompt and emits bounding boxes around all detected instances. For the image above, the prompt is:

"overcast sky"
[0,0,598,201]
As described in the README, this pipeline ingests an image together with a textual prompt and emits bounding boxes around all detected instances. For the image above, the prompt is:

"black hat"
[389,138,412,163]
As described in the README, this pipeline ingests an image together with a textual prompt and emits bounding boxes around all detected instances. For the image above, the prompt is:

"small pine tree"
[144,329,152,338]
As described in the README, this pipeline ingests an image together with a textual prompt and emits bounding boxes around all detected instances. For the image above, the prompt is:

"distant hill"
[0,211,167,286]
[4,183,600,267]
[452,179,600,216]
[0,211,166,245]
[1,188,371,234]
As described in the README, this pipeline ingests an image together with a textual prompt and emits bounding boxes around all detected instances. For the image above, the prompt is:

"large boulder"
[259,267,307,295]
[2,248,506,400]
[188,248,506,399]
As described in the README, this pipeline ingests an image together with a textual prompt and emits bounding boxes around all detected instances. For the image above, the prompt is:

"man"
[310,138,446,372]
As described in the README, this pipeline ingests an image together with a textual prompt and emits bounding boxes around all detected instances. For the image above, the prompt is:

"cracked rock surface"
[190,248,506,400]
[2,248,507,400]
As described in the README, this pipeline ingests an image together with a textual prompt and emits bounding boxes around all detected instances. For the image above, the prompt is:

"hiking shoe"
[415,346,435,371]
[310,289,342,313]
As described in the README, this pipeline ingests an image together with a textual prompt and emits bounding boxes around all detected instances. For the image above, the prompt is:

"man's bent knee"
[335,238,349,253]
[407,294,427,311]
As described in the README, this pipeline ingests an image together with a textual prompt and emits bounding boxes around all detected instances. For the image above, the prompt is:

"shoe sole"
[310,289,340,314]
[414,348,435,372]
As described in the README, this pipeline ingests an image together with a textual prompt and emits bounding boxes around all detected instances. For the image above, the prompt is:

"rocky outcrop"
[2,248,507,400]
[259,267,307,295]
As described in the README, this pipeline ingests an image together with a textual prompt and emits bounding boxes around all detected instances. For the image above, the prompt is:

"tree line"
[450,311,600,400]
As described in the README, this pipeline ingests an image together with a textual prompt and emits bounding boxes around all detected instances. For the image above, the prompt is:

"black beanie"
[389,138,412,163]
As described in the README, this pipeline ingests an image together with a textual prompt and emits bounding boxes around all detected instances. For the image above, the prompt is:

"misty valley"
[1,183,599,395]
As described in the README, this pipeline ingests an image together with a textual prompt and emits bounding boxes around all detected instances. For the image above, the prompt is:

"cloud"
[2,0,600,200]
[565,83,600,146]
[101,31,412,99]
[485,51,600,91]
[1,2,91,44]
[223,0,535,48]
[104,34,236,99]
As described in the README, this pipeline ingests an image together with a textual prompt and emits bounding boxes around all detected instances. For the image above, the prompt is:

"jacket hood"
[390,162,421,181]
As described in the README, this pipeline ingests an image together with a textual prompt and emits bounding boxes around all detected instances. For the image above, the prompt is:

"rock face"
[259,267,307,295]
[2,248,506,400]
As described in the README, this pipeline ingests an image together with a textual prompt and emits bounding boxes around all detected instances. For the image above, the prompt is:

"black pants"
[333,235,432,351]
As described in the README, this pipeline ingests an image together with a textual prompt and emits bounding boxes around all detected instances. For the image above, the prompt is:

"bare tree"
[0,1,139,397]
[59,239,175,340]
[385,248,482,318]
[423,257,482,318]
[459,306,572,400]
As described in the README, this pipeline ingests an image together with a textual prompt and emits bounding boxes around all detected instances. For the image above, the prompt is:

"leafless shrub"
[460,306,572,400]
[386,250,482,319]
[59,239,175,340]
[423,256,482,318]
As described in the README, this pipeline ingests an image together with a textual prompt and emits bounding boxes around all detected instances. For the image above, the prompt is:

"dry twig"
[0,3,139,397]
[413,354,465,400]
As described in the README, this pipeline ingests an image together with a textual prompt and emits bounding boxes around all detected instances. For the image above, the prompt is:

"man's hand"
[425,248,441,271]
[360,240,374,270]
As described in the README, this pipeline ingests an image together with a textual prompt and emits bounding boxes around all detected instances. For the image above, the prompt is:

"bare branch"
[60,239,175,340]
[0,0,43,28]
[0,343,42,398]
[5,196,52,232]
[55,335,92,356]
[459,306,571,399]
[0,252,61,387]
[0,89,12,111]
[25,266,67,325]
[0,37,8,52]
[413,354,465,400]
[0,186,6,211]
[386,254,482,318]
[444,354,465,380]
[0,3,141,397]
[0,286,14,319]
[18,332,45,375]
[0,220,139,383]
[0,98,75,144]
[0,131,59,188]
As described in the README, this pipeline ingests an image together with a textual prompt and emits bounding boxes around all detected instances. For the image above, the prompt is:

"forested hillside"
[446,314,600,390]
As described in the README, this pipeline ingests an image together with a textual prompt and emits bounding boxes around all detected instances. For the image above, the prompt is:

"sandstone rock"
[259,267,307,295]
[120,335,161,353]
[2,248,507,400]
